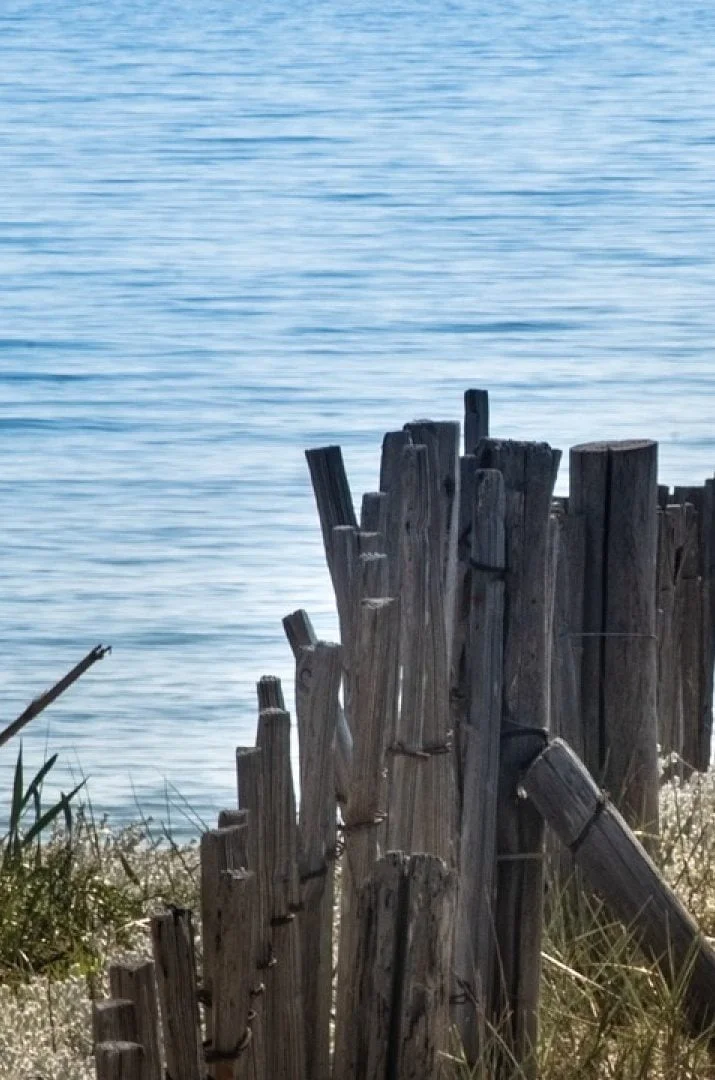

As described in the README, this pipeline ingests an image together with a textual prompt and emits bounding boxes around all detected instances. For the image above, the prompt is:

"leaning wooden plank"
[305,445,358,584]
[454,468,505,1064]
[95,1041,144,1080]
[0,643,111,748]
[283,608,352,805]
[523,738,715,1038]
[386,444,429,855]
[295,640,341,1080]
[108,960,162,1080]
[150,909,203,1080]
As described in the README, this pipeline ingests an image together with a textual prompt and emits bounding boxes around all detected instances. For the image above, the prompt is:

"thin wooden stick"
[0,644,110,748]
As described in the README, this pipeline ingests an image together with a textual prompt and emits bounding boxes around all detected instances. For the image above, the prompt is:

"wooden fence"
[93,390,715,1080]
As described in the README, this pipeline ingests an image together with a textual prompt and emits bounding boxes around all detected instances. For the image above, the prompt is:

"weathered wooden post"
[283,608,353,805]
[255,706,306,1080]
[379,429,412,595]
[570,439,659,835]
[464,388,489,455]
[524,737,715,1038]
[674,483,714,770]
[386,441,456,862]
[210,869,258,1080]
[95,1041,144,1080]
[93,1000,137,1046]
[474,437,560,1079]
[348,852,457,1080]
[294,640,341,1080]
[150,908,203,1080]
[453,468,505,1063]
[108,960,162,1080]
[333,597,400,1080]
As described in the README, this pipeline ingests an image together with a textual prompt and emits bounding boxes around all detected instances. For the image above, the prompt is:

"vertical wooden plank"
[464,388,489,455]
[570,440,659,833]
[451,454,478,797]
[394,855,457,1080]
[257,675,285,711]
[255,708,306,1080]
[386,444,429,854]
[93,1000,137,1046]
[95,1042,144,1080]
[211,870,257,1080]
[475,438,560,1080]
[108,961,162,1080]
[678,502,701,771]
[334,597,400,1080]
[603,441,659,831]
[360,490,388,538]
[151,909,203,1080]
[295,640,341,1080]
[404,419,460,657]
[379,429,412,595]
[453,468,505,1063]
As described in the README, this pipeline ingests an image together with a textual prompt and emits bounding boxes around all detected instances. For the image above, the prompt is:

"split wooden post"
[283,608,353,804]
[523,737,715,1038]
[256,707,306,1080]
[294,639,341,1080]
[348,852,457,1080]
[333,597,400,1080]
[108,960,162,1080]
[453,468,505,1063]
[550,506,586,760]
[464,388,489,455]
[150,908,203,1080]
[474,438,560,1079]
[95,1041,144,1080]
[570,439,659,835]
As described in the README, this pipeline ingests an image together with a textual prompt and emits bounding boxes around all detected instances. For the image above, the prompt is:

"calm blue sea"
[1,0,713,836]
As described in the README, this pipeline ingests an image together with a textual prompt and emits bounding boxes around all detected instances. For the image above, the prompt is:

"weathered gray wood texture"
[95,1041,144,1080]
[150,908,203,1080]
[453,467,505,1063]
[524,738,715,1038]
[108,960,162,1080]
[570,439,659,834]
[474,438,560,1079]
[348,852,456,1080]
[295,640,341,1080]
[334,597,400,1080]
